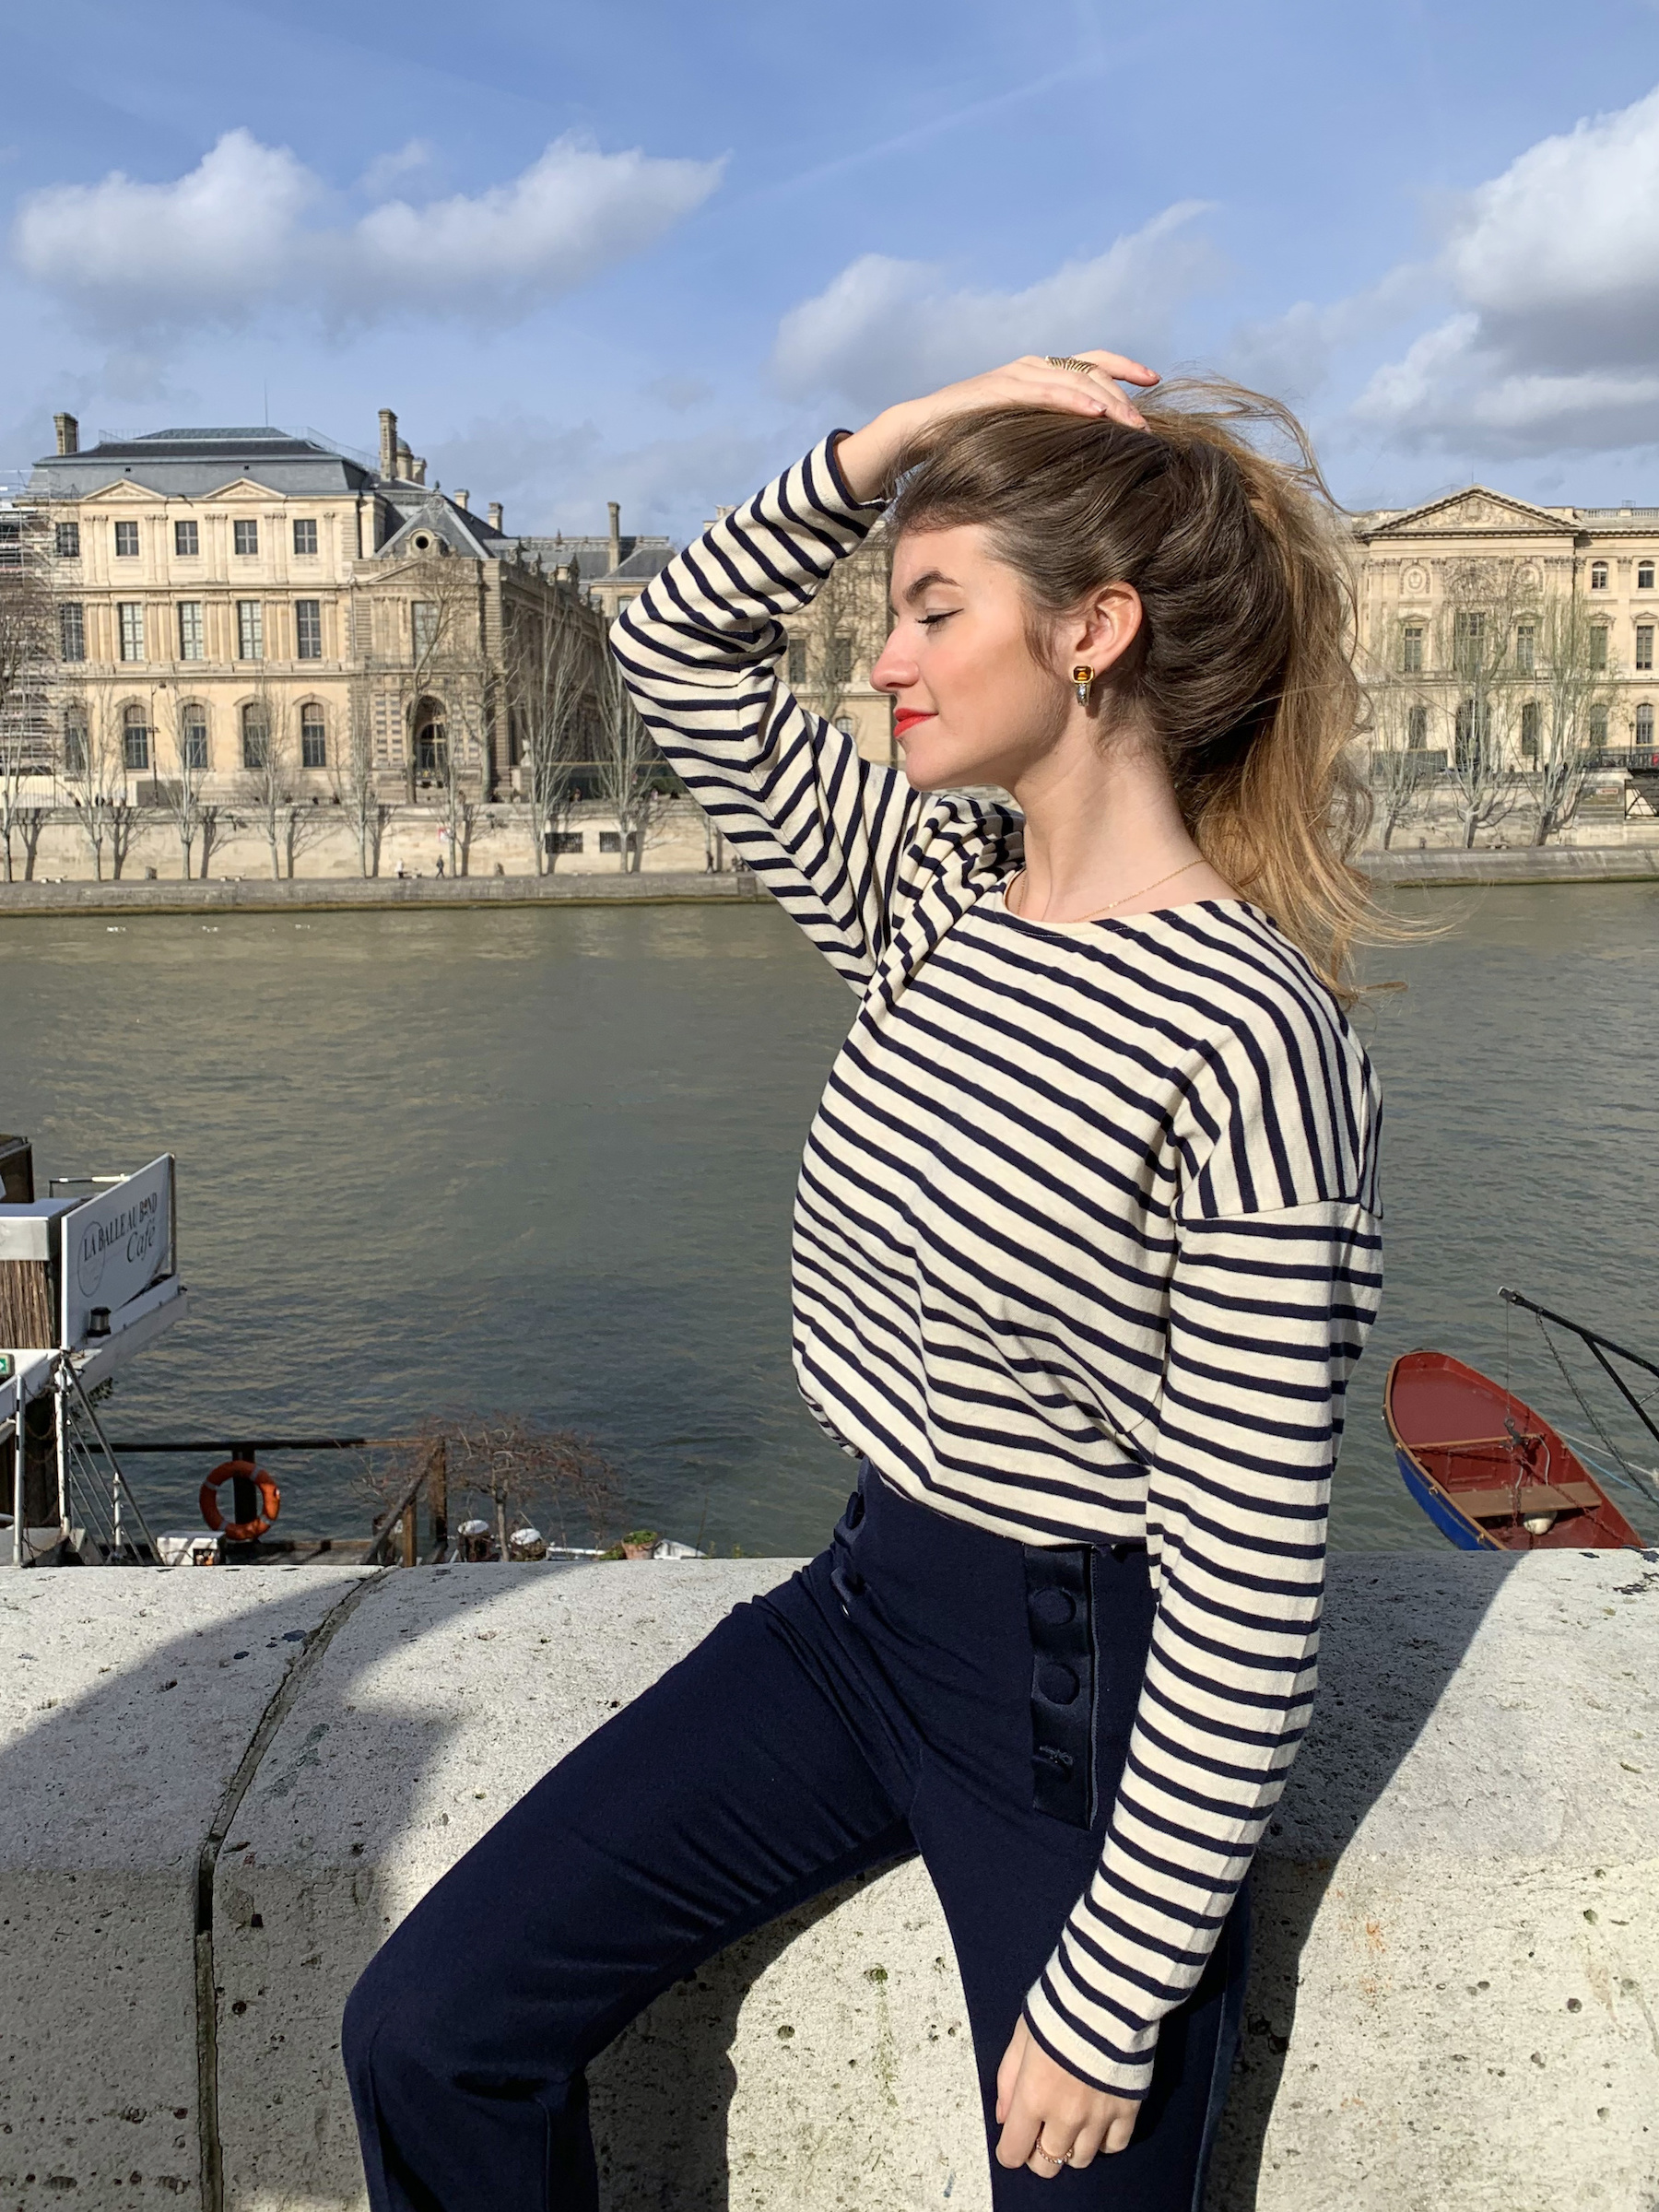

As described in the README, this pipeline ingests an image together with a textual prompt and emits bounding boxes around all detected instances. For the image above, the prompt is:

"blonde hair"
[887,380,1385,999]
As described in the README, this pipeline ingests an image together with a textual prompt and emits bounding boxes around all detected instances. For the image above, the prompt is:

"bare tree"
[333,682,392,877]
[1367,691,1441,847]
[1528,593,1620,845]
[237,674,299,881]
[359,1413,625,1558]
[59,688,127,881]
[0,504,53,883]
[596,654,661,872]
[504,593,600,874]
[785,530,892,756]
[1436,559,1529,848]
[155,692,211,880]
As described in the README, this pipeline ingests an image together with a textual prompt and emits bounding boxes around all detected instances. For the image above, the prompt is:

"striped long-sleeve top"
[610,434,1384,2100]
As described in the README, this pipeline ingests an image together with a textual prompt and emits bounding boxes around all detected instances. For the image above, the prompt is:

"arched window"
[123,702,150,772]
[1590,560,1609,590]
[412,695,448,779]
[1400,622,1424,674]
[241,701,269,771]
[1638,702,1654,749]
[300,704,327,769]
[1454,698,1489,774]
[1640,560,1655,591]
[181,706,208,772]
[62,713,88,775]
[1590,705,1610,749]
[1520,700,1540,759]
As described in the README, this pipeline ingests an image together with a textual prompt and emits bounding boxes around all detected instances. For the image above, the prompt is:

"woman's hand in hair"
[834,350,1159,503]
[994,2013,1140,2176]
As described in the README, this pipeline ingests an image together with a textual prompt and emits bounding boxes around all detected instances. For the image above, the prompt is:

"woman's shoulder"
[1146,901,1381,1217]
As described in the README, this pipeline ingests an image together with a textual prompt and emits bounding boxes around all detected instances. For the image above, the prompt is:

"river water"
[4,887,1658,1556]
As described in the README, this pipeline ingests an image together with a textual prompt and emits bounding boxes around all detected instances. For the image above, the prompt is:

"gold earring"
[1072,664,1094,707]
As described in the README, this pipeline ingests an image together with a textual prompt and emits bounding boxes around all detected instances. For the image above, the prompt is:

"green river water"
[4,886,1658,1556]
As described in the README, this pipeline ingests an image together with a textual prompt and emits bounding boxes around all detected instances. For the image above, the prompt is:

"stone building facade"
[1351,486,1659,766]
[20,408,644,807]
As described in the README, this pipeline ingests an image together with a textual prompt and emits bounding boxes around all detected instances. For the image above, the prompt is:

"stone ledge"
[1360,844,1659,887]
[0,872,766,918]
[2,1551,1655,2210]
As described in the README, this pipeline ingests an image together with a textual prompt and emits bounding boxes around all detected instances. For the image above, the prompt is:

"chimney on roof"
[379,408,398,481]
[488,501,502,532]
[454,488,469,512]
[607,500,621,573]
[411,456,427,485]
[53,412,79,456]
[396,440,413,481]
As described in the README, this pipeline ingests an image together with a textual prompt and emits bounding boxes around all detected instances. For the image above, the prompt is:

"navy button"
[1030,1585,1075,1628]
[1036,1663,1079,1706]
[844,1489,865,1528]
[841,1566,864,1595]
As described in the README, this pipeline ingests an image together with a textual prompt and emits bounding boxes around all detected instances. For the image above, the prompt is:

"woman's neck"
[1006,723,1228,923]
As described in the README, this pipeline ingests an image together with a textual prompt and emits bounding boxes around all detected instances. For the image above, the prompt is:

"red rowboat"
[1384,1348,1645,1551]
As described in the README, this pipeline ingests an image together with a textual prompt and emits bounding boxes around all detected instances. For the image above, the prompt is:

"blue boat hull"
[1394,1449,1500,1551]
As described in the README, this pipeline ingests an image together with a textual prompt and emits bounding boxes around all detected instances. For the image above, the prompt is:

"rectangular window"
[1401,624,1424,675]
[1406,703,1428,749]
[295,599,323,660]
[237,600,264,661]
[118,602,145,662]
[1637,626,1653,672]
[598,830,622,853]
[1514,622,1535,674]
[411,600,439,654]
[1521,700,1541,759]
[182,712,209,771]
[242,713,268,771]
[0,518,18,569]
[293,518,318,555]
[58,603,85,662]
[1590,705,1610,746]
[114,521,139,558]
[300,710,326,769]
[233,519,259,556]
[174,519,199,556]
[63,720,88,774]
[1453,609,1486,676]
[124,721,149,772]
[547,830,583,855]
[1590,627,1609,672]
[178,602,205,660]
[787,638,807,685]
[55,522,80,559]
[828,634,853,685]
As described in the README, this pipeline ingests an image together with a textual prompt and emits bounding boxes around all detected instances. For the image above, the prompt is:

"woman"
[344,350,1384,2208]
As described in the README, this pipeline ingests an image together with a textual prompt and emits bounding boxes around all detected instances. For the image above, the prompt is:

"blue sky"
[6,0,1659,537]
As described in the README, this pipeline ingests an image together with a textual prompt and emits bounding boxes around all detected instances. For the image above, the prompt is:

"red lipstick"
[893,710,935,737]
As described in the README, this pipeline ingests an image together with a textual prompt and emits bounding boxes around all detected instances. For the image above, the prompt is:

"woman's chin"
[899,740,994,792]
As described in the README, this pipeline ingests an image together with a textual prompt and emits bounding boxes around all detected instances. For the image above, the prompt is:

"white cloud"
[1352,85,1659,457]
[770,203,1217,413]
[11,128,724,334]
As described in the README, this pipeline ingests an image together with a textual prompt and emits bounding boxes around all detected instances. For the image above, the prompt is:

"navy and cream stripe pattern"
[610,434,1384,2100]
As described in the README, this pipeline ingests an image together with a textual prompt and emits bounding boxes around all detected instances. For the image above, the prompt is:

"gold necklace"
[1006,856,1205,924]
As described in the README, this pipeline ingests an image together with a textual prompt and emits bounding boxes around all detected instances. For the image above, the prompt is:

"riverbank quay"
[0,870,767,917]
[3,1552,1653,2211]
[6,842,1659,915]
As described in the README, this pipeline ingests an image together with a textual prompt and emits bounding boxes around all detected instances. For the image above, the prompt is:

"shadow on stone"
[1206,1550,1523,2211]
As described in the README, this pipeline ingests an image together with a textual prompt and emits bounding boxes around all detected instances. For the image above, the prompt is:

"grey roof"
[513,531,675,585]
[376,497,500,562]
[29,425,377,500]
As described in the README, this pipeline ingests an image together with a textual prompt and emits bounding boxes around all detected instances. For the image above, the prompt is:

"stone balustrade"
[3,1548,1655,2210]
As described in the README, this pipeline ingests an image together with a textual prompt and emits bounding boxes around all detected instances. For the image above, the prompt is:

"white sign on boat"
[58,1156,175,1350]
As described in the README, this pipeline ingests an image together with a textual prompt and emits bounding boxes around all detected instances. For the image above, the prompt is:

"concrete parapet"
[1360,844,1659,888]
[3,1551,1655,2211]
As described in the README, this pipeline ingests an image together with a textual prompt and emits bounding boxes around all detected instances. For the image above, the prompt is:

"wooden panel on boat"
[1453,1480,1602,1520]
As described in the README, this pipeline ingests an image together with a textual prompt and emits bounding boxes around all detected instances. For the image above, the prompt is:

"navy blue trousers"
[344,1464,1248,2209]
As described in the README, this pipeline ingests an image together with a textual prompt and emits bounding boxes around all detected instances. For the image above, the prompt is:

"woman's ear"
[1065,582,1144,680]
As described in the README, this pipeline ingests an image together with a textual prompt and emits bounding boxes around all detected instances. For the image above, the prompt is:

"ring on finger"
[1032,2137,1075,2167]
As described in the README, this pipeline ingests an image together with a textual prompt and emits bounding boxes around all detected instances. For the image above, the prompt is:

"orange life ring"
[200,1459,281,1543]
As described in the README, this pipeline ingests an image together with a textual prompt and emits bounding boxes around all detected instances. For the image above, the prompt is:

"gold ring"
[1033,2140,1074,2166]
[1045,356,1098,377]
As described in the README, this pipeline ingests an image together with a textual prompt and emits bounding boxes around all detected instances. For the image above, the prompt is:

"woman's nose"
[871,641,916,695]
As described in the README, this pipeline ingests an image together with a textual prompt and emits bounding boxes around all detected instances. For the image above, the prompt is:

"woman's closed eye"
[918,610,958,629]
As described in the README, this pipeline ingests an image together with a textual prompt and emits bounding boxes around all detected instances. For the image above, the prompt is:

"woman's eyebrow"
[894,568,960,611]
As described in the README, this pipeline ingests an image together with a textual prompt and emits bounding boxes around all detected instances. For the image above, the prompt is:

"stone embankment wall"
[6,843,1659,916]
[3,1550,1655,2212]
